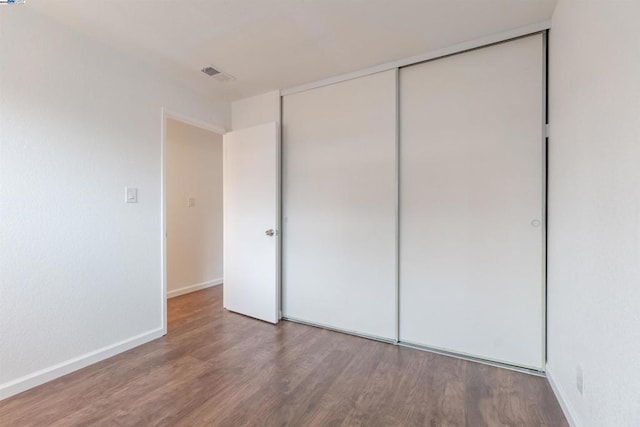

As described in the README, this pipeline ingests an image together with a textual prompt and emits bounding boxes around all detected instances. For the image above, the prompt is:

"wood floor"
[0,286,567,426]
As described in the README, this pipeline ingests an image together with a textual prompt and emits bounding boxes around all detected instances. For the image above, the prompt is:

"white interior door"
[223,122,279,324]
[399,34,545,369]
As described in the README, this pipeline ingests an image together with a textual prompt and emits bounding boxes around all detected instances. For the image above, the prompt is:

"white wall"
[547,1,640,425]
[166,119,223,298]
[231,90,280,130]
[0,7,230,399]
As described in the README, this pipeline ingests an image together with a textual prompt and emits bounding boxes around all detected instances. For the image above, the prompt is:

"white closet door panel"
[399,34,544,369]
[283,70,396,340]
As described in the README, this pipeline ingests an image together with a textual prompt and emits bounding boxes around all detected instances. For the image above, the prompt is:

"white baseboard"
[167,278,223,299]
[546,365,580,427]
[0,328,164,401]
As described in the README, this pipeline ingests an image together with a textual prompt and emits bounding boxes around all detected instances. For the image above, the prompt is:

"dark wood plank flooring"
[0,286,567,426]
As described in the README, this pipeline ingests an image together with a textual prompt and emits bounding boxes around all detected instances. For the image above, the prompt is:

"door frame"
[160,108,227,334]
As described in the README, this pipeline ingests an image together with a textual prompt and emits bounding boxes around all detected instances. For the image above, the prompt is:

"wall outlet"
[576,365,584,395]
[188,197,195,208]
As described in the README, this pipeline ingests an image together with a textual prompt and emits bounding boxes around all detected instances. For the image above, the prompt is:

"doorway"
[161,110,226,333]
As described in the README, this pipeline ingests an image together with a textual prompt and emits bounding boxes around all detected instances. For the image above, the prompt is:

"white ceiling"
[27,0,557,101]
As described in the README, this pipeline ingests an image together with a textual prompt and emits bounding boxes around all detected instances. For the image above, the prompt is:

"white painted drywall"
[0,7,229,399]
[26,0,558,99]
[547,0,640,425]
[282,71,397,340]
[231,91,280,130]
[166,119,223,297]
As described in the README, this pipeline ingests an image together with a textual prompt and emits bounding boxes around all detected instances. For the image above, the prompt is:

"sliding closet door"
[399,35,545,369]
[283,70,396,340]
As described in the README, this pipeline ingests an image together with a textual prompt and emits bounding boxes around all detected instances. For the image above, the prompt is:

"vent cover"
[201,66,220,76]
[201,66,235,82]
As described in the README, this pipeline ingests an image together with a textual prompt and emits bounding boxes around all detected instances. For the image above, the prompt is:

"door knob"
[531,219,542,228]
[265,229,275,236]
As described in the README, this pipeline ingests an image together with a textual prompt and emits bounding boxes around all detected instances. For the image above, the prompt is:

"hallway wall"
[166,119,223,297]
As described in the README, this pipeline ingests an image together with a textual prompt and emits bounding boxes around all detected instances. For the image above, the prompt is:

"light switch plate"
[125,187,138,203]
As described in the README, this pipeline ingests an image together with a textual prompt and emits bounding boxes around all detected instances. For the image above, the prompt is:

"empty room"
[0,1,638,426]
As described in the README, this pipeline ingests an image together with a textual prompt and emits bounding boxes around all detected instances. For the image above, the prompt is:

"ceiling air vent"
[201,66,220,76]
[201,66,235,82]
